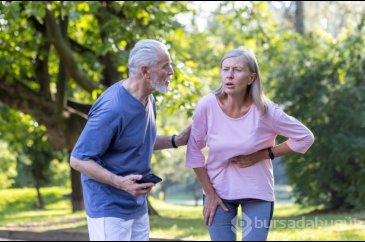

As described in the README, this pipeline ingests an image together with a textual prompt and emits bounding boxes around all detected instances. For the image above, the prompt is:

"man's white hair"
[128,39,168,77]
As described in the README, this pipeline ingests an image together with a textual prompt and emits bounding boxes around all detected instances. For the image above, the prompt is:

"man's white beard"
[151,78,169,93]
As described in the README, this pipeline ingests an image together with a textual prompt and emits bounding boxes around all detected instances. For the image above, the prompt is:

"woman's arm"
[193,167,228,226]
[230,104,314,167]
[230,142,293,167]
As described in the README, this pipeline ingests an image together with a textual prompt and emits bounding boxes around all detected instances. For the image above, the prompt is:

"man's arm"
[154,124,191,150]
[70,156,154,196]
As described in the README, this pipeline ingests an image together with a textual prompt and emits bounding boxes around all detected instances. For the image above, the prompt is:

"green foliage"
[0,104,65,188]
[0,1,203,107]
[1,0,365,212]
[195,2,365,210]
[0,187,70,214]
[0,1,207,211]
[268,21,365,210]
[0,141,17,189]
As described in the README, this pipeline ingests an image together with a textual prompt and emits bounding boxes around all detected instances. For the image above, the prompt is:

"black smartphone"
[137,173,162,184]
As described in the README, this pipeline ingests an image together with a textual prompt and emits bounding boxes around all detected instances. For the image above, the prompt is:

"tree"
[0,103,65,208]
[0,1,203,211]
[200,1,365,210]
[0,141,17,189]
[267,17,365,210]
[294,1,304,35]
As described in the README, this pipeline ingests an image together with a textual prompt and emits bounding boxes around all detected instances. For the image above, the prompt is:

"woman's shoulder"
[264,100,289,119]
[257,99,278,117]
[196,93,216,107]
[191,93,216,116]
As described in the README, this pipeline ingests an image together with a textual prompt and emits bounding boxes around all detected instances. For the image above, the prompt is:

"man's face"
[150,51,174,93]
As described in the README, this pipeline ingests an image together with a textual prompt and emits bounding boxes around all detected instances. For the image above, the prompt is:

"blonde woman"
[186,49,314,241]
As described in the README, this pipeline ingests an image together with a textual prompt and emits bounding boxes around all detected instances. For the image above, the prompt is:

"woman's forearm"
[271,141,294,158]
[193,167,216,195]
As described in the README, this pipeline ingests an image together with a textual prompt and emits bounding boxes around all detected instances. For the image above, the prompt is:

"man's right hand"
[113,174,154,196]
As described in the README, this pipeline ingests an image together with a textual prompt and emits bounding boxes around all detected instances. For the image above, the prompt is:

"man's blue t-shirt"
[71,80,157,219]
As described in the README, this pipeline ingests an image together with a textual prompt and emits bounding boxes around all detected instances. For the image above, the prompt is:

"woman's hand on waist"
[229,149,269,168]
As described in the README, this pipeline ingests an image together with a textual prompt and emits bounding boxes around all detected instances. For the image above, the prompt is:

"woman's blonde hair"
[215,49,269,114]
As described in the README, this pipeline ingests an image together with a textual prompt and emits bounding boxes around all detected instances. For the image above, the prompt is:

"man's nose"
[169,68,174,76]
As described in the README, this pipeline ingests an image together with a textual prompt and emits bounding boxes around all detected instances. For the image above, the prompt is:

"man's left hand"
[175,124,192,147]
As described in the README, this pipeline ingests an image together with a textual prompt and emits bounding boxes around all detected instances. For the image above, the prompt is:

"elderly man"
[70,39,190,241]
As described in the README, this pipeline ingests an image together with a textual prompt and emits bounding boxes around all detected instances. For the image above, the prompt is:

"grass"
[269,205,365,241]
[0,187,86,232]
[149,198,208,240]
[0,187,364,240]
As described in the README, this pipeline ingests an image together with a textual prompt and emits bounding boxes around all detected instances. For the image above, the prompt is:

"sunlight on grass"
[150,198,365,241]
[150,197,209,240]
[0,188,364,240]
[0,187,87,232]
[268,204,365,241]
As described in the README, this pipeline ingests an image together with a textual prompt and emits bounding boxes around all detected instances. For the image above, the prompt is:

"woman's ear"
[249,73,257,85]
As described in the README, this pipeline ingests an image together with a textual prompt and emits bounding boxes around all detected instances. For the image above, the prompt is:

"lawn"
[0,187,364,241]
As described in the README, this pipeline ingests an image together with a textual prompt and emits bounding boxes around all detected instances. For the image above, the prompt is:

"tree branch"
[45,5,97,92]
[35,39,52,100]
[95,2,121,86]
[0,80,55,124]
[0,79,89,149]
[68,38,94,55]
[55,15,69,122]
[66,99,91,116]
[29,14,95,56]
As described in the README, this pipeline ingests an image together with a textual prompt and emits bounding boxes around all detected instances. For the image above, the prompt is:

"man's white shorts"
[87,213,149,241]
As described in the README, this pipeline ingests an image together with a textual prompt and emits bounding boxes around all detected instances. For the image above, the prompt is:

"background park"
[0,1,364,241]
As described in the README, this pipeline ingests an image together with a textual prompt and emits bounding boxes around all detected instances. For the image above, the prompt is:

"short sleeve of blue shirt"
[71,104,118,163]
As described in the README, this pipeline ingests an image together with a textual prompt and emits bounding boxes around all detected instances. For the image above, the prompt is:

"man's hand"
[175,124,192,147]
[113,174,154,196]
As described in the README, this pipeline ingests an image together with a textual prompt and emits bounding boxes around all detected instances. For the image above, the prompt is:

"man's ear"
[140,66,149,79]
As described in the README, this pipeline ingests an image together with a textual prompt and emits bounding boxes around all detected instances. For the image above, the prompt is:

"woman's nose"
[227,69,234,78]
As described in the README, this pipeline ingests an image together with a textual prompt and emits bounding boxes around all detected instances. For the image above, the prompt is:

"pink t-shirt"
[186,94,314,201]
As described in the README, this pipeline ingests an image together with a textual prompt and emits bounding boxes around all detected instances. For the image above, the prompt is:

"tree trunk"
[191,186,201,207]
[295,1,305,35]
[70,157,84,212]
[330,190,346,210]
[147,196,159,216]
[35,181,45,209]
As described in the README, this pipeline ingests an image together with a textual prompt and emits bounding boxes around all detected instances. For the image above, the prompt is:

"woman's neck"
[217,93,252,118]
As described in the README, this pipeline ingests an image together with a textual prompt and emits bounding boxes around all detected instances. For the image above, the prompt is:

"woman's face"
[220,56,254,96]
